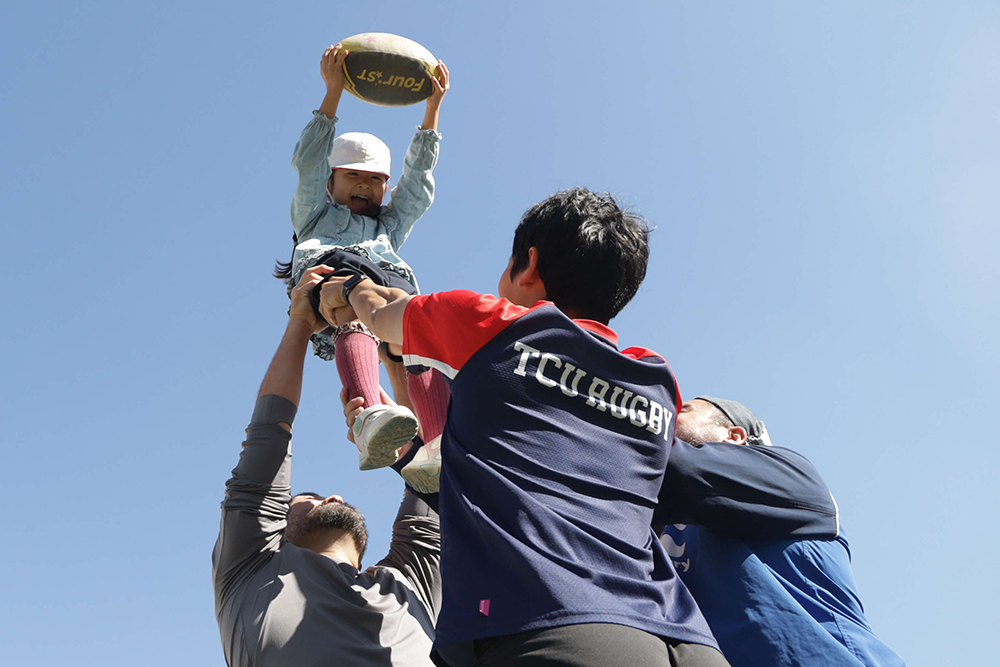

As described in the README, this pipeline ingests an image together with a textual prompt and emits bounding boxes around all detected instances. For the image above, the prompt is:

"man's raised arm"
[655,438,840,539]
[255,262,336,424]
[213,266,333,606]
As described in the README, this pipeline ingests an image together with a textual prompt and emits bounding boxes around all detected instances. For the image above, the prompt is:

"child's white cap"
[328,132,391,179]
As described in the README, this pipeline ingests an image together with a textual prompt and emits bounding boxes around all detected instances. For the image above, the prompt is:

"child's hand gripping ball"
[339,32,439,107]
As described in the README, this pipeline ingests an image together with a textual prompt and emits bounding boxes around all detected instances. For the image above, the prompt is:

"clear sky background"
[2,1,997,664]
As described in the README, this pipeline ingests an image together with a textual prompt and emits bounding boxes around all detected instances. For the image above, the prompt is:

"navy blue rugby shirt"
[402,290,717,655]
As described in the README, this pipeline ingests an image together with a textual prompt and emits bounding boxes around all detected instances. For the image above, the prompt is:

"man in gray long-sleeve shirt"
[213,265,441,667]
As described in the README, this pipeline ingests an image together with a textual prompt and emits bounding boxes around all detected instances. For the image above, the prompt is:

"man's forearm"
[347,280,411,345]
[655,441,840,539]
[257,318,314,415]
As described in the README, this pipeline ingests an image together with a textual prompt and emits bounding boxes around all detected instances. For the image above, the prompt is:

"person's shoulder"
[362,562,418,594]
[749,443,822,469]
[415,289,508,312]
[363,562,402,579]
[405,293,542,372]
[410,290,532,326]
[621,346,666,363]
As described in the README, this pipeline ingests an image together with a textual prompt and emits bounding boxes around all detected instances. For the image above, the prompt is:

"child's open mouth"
[351,195,370,207]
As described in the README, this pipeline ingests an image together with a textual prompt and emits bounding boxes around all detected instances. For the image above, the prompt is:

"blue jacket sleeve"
[655,439,840,539]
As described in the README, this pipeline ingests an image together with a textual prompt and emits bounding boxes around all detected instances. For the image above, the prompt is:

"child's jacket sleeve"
[289,112,349,241]
[382,128,441,252]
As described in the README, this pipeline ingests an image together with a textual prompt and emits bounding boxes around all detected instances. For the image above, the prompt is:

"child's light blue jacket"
[290,111,441,291]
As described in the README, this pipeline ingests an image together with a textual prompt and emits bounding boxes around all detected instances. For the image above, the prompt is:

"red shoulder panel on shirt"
[403,291,545,378]
[621,346,663,361]
[622,347,683,413]
[575,319,619,346]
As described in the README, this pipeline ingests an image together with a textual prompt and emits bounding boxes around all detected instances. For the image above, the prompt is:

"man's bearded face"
[674,399,731,446]
[286,497,368,561]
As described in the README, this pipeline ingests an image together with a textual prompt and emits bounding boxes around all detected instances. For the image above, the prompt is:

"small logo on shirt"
[479,599,491,616]
[661,527,692,573]
[661,532,686,558]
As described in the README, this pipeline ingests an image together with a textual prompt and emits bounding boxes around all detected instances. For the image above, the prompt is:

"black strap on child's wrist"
[342,273,366,304]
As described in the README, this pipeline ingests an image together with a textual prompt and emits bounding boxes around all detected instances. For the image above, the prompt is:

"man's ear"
[513,247,543,288]
[520,247,549,303]
[723,426,748,445]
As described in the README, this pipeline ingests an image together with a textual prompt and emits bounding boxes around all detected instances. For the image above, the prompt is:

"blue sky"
[2,1,997,664]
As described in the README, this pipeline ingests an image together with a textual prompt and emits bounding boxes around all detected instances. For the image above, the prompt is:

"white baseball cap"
[327,132,391,179]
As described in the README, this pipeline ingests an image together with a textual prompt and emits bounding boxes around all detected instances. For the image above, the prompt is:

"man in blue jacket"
[657,396,906,667]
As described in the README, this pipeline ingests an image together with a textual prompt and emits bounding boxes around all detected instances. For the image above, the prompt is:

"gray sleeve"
[212,394,298,609]
[375,489,442,620]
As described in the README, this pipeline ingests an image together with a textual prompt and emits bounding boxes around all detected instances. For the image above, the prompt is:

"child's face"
[329,169,389,217]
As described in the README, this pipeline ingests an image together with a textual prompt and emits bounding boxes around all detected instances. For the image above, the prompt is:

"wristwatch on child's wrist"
[342,273,367,304]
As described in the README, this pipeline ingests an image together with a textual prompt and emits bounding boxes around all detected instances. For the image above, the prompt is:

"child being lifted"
[276,43,450,492]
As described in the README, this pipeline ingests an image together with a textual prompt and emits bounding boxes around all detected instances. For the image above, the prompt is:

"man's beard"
[286,502,368,562]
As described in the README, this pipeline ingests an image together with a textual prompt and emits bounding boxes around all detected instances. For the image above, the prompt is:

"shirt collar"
[527,299,620,347]
[574,318,618,346]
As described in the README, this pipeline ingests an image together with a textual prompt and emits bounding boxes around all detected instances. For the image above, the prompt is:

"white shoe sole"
[401,437,442,493]
[358,412,418,471]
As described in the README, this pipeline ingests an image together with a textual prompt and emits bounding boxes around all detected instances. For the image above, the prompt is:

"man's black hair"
[510,188,651,323]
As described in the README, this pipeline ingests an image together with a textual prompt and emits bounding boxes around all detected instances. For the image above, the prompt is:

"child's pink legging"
[334,325,450,443]
[406,368,450,443]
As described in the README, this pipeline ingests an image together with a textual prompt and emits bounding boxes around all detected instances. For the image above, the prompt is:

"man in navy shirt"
[317,188,729,667]
[658,396,906,667]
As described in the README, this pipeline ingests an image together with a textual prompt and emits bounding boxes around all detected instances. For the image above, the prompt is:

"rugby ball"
[340,32,438,107]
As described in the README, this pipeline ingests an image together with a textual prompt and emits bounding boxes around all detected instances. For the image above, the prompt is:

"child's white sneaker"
[353,404,419,470]
[401,435,442,494]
